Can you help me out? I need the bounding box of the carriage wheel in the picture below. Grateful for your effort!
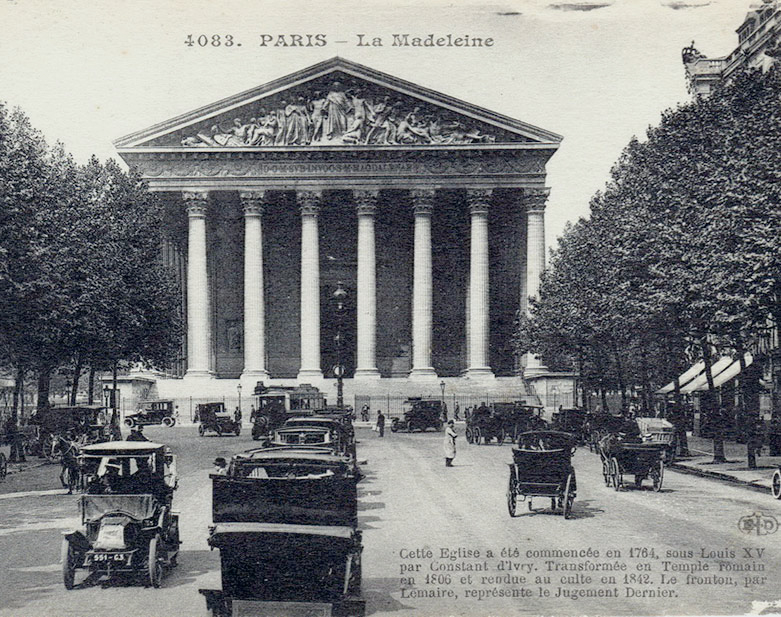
[474,427,482,445]
[0,453,7,481]
[148,534,163,588]
[563,474,574,519]
[162,416,175,428]
[390,418,400,433]
[506,473,517,517]
[198,424,205,436]
[61,538,76,590]
[465,427,473,444]
[772,469,781,500]
[124,417,135,428]
[651,461,664,492]
[611,457,621,491]
[497,428,506,446]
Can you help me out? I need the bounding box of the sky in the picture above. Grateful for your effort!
[0,0,753,250]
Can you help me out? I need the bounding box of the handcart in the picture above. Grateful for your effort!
[506,431,577,519]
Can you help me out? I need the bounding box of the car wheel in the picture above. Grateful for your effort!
[148,534,163,588]
[62,538,76,590]
[390,418,399,433]
[198,425,205,437]
[507,472,517,517]
[162,417,174,428]
[124,418,135,428]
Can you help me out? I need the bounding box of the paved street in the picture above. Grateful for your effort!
[1,425,780,616]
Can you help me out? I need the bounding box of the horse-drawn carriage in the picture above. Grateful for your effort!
[598,434,665,491]
[467,402,542,445]
[551,408,590,444]
[197,402,241,437]
[200,446,363,617]
[30,406,116,462]
[506,431,577,518]
[61,441,180,588]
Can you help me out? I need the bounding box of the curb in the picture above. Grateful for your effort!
[668,461,771,495]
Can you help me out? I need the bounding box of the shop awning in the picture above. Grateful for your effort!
[688,353,753,392]
[680,356,739,394]
[656,361,706,394]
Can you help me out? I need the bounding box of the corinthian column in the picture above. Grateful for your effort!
[525,188,550,376]
[297,191,323,381]
[354,190,381,379]
[466,189,495,379]
[409,190,437,380]
[183,190,212,378]
[240,191,270,381]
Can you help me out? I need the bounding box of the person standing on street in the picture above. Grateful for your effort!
[377,410,385,437]
[444,420,457,467]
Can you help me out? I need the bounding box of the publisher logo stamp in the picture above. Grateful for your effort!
[738,512,778,536]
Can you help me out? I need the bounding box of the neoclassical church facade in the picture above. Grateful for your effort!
[114,58,565,402]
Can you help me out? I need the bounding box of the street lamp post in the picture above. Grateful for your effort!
[440,380,446,420]
[333,282,348,409]
[237,382,242,414]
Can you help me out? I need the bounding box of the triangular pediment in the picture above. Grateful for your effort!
[115,58,561,149]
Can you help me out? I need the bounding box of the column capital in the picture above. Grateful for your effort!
[239,190,267,216]
[466,188,492,215]
[183,190,209,217]
[354,190,379,216]
[524,187,551,213]
[410,189,435,215]
[297,190,322,216]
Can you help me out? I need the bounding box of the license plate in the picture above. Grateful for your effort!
[91,553,127,563]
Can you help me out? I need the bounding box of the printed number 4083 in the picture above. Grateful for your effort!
[185,35,236,47]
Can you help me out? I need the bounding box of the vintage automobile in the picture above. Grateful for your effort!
[197,402,241,437]
[251,383,327,440]
[61,441,180,588]
[284,415,356,456]
[124,400,177,429]
[29,406,116,462]
[200,447,363,617]
[390,398,444,433]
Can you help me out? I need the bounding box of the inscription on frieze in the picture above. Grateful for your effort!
[133,153,546,178]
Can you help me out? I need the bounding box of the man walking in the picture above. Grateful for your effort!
[444,420,457,467]
[376,410,385,437]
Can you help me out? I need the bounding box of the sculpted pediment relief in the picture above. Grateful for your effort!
[117,59,562,150]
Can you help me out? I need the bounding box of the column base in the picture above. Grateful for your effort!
[353,368,381,380]
[523,365,550,378]
[297,369,324,382]
[183,370,213,380]
[465,367,496,380]
[408,367,439,381]
[241,369,271,383]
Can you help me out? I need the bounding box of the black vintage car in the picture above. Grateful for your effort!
[200,447,363,617]
[62,441,180,588]
[390,398,444,433]
[124,400,176,429]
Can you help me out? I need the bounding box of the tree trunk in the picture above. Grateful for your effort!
[69,353,83,405]
[736,348,756,469]
[9,366,25,463]
[110,361,121,440]
[600,388,609,414]
[87,365,96,405]
[613,347,627,413]
[36,367,51,413]
[701,336,725,463]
